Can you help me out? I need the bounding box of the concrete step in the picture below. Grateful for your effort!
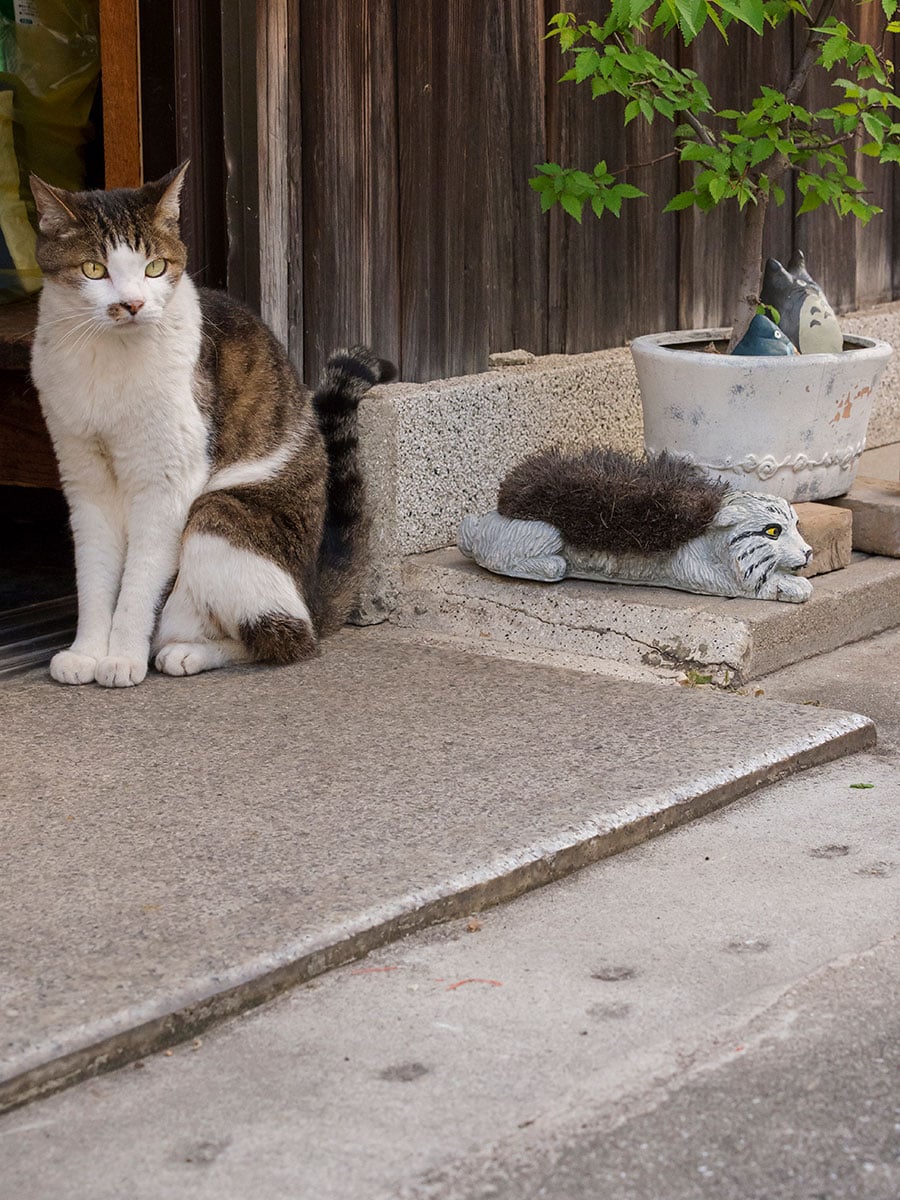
[0,626,873,1112]
[396,549,900,685]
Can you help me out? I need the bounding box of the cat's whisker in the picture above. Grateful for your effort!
[53,316,105,352]
[52,316,102,350]
[34,311,98,332]
[60,317,107,356]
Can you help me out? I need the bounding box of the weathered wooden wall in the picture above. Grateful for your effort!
[279,1,899,384]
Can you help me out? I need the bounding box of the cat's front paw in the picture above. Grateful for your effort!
[774,573,813,604]
[155,642,211,676]
[95,655,148,688]
[50,650,99,685]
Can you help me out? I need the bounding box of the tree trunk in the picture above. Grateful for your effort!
[727,195,770,352]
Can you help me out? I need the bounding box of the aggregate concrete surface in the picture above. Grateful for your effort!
[1,627,872,1109]
[400,547,900,683]
[1,624,897,1198]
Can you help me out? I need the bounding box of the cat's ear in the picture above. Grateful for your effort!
[710,499,742,528]
[148,161,189,227]
[29,175,80,237]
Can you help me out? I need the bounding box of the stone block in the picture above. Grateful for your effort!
[397,549,900,684]
[828,476,900,556]
[794,502,853,577]
[356,347,644,621]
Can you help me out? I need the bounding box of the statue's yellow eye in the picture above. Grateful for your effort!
[765,525,781,538]
[145,258,166,278]
[81,261,107,279]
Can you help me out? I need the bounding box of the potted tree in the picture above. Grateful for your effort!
[531,2,898,500]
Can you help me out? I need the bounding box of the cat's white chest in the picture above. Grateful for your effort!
[32,280,209,491]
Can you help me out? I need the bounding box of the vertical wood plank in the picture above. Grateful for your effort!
[257,0,293,346]
[851,1,893,308]
[545,3,679,351]
[299,0,400,386]
[793,6,858,314]
[678,21,794,332]
[99,0,142,186]
[172,1,227,287]
[397,0,548,381]
[220,0,261,312]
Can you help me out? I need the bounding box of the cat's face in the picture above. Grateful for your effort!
[714,492,812,589]
[30,165,189,329]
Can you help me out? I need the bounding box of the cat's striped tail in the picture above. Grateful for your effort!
[310,345,397,635]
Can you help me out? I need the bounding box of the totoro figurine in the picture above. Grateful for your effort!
[760,249,843,354]
[731,313,797,356]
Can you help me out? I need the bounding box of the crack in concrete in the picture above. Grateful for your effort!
[412,588,742,684]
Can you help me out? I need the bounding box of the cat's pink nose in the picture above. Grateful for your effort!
[122,300,144,315]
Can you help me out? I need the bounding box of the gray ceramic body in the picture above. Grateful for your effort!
[631,328,893,501]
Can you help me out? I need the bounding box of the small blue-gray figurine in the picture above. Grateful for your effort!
[731,313,797,357]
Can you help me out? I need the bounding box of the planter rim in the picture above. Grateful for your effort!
[631,327,893,364]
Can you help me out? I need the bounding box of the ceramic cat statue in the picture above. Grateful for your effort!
[760,249,842,354]
[458,448,813,603]
[29,164,395,687]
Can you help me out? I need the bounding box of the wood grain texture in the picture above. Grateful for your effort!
[678,22,794,332]
[852,2,893,308]
[99,0,142,187]
[546,4,679,351]
[299,0,400,385]
[257,0,294,347]
[793,4,859,315]
[397,0,547,381]
[253,1,899,382]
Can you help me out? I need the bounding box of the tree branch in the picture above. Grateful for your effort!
[682,109,716,147]
[613,149,681,174]
[785,0,838,104]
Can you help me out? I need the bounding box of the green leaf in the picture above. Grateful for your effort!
[716,0,765,35]
[749,138,774,167]
[615,182,647,198]
[664,190,698,211]
[670,0,707,41]
[560,192,585,221]
[708,175,728,201]
[605,191,623,217]
[573,49,601,83]
[796,189,824,215]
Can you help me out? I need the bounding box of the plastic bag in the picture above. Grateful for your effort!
[0,0,100,301]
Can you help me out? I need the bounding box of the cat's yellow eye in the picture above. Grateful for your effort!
[81,261,107,280]
[145,258,166,278]
[765,526,781,538]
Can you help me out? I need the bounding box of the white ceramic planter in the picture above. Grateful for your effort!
[631,327,893,501]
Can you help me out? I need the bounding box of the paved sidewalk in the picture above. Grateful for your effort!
[0,626,873,1110]
[1,668,896,1198]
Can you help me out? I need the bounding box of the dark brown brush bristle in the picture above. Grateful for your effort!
[496,447,729,555]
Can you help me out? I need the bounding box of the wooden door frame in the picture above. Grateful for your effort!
[99,0,142,187]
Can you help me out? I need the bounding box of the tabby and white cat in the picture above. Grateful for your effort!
[29,164,393,687]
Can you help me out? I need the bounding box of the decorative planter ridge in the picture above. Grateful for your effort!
[631,329,893,502]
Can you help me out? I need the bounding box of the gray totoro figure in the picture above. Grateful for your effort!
[760,249,842,354]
